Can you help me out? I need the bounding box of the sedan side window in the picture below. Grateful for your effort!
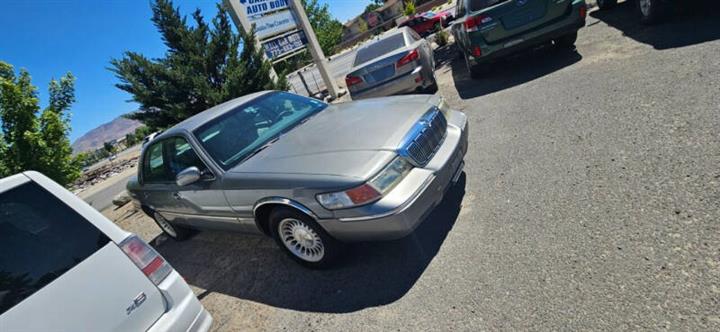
[166,137,208,179]
[143,141,171,183]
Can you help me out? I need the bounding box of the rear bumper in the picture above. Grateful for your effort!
[467,1,586,64]
[350,66,425,100]
[148,270,212,332]
[318,110,468,242]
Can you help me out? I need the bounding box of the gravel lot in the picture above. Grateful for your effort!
[106,3,720,330]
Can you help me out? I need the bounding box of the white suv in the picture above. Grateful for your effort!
[0,171,212,331]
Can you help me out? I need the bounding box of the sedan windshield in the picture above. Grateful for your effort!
[193,92,327,170]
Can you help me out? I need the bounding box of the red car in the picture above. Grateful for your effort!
[399,10,453,37]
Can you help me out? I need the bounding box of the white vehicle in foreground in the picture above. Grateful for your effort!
[0,171,212,332]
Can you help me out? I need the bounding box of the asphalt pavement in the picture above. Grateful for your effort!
[112,3,720,330]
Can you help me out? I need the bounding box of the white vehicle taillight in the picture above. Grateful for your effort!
[120,235,172,285]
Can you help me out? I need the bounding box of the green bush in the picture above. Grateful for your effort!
[435,29,449,47]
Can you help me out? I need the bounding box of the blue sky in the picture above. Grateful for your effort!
[0,0,371,142]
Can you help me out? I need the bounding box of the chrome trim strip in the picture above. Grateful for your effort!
[338,174,435,222]
[252,197,319,220]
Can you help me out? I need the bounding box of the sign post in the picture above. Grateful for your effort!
[287,0,341,100]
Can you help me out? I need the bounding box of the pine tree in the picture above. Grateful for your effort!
[110,0,286,130]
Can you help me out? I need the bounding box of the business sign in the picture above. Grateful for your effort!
[251,10,298,40]
[262,30,307,60]
[238,0,289,16]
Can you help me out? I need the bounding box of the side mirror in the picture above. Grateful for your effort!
[176,167,201,186]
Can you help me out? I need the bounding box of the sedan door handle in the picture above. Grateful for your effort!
[172,192,182,200]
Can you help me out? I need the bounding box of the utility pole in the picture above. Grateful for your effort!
[288,0,342,100]
[222,0,279,81]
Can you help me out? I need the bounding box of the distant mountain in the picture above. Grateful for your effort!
[72,117,143,153]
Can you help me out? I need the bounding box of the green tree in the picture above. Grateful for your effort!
[0,61,82,186]
[103,141,116,156]
[404,0,416,16]
[364,0,384,14]
[110,0,286,130]
[302,0,343,56]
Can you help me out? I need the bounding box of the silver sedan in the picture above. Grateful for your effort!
[127,91,467,267]
[346,27,438,100]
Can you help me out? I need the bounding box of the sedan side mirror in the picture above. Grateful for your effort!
[176,167,201,186]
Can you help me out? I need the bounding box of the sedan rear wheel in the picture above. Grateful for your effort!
[152,211,193,241]
[270,207,341,268]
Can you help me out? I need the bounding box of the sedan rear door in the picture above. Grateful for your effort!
[0,177,167,332]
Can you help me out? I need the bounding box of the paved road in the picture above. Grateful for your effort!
[125,3,720,331]
[83,170,134,211]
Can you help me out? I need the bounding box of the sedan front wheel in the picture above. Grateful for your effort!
[270,207,342,268]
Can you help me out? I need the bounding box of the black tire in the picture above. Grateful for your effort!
[464,52,488,79]
[596,0,617,10]
[636,0,668,25]
[555,31,578,49]
[269,207,342,268]
[152,211,194,241]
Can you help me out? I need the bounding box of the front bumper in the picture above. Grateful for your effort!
[318,110,468,242]
[350,66,426,100]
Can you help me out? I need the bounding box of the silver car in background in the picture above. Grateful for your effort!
[0,172,211,332]
[127,91,467,268]
[346,27,438,100]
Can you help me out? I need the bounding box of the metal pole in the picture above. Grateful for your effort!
[297,71,312,96]
[223,0,279,82]
[288,0,342,100]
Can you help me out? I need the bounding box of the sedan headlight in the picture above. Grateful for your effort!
[317,157,413,210]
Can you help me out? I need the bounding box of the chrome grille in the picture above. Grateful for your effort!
[401,108,447,167]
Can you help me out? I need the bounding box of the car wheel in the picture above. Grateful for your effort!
[270,207,342,268]
[152,211,193,241]
[555,31,578,49]
[637,0,668,25]
[464,52,487,79]
[596,0,617,10]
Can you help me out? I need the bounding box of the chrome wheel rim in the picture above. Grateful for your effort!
[278,218,324,262]
[639,0,652,17]
[154,213,177,238]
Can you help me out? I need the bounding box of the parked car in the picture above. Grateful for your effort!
[451,0,588,78]
[0,171,212,331]
[596,0,672,24]
[127,91,468,268]
[346,27,437,100]
[399,10,452,36]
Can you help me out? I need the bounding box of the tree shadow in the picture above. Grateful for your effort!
[448,44,582,100]
[590,0,720,50]
[153,174,467,313]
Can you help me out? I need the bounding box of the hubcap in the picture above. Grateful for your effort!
[639,0,652,16]
[278,218,325,262]
[154,213,177,238]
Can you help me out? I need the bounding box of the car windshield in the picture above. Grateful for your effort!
[470,0,509,11]
[193,92,327,170]
[422,11,435,18]
[354,33,407,66]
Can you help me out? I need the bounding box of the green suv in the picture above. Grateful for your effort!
[451,0,587,78]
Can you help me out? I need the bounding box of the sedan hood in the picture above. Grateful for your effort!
[228,95,436,180]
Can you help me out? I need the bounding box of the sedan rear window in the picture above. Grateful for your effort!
[0,182,110,314]
[354,33,407,66]
[470,0,509,11]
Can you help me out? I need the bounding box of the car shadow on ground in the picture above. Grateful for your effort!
[154,174,466,313]
[590,0,720,50]
[444,43,582,100]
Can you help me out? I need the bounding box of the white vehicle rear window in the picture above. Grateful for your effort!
[0,182,110,314]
